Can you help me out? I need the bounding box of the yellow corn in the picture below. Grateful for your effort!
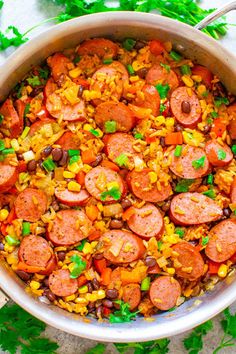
[97,202,103,212]
[94,221,106,232]
[107,181,119,190]
[192,75,202,83]
[68,162,81,174]
[26,85,33,94]
[85,293,98,302]
[65,294,77,301]
[197,84,207,96]
[10,139,20,151]
[91,241,98,249]
[148,171,157,184]
[218,264,228,278]
[82,164,93,173]
[182,75,194,88]
[68,181,81,192]
[79,285,88,294]
[30,281,40,290]
[63,171,76,179]
[4,243,14,253]
[69,67,82,79]
[82,242,93,255]
[166,267,175,275]
[83,123,93,131]
[75,297,88,304]
[6,253,18,265]
[97,289,106,299]
[35,274,45,280]
[0,209,9,221]
[165,117,175,127]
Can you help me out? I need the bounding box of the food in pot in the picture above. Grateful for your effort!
[0,37,236,322]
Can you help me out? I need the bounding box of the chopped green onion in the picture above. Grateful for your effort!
[77,239,87,251]
[207,118,213,125]
[20,126,30,140]
[69,155,80,165]
[157,241,163,251]
[103,58,113,64]
[127,64,135,75]
[217,149,226,160]
[89,129,100,137]
[134,133,143,140]
[207,174,214,185]
[74,55,81,64]
[232,145,236,155]
[211,111,218,118]
[141,277,151,291]
[104,120,117,133]
[155,83,170,99]
[2,148,15,155]
[70,254,86,279]
[42,158,56,172]
[22,222,30,236]
[192,156,205,169]
[122,38,136,51]
[214,97,229,107]
[26,76,41,87]
[115,153,128,167]
[169,50,182,61]
[160,63,170,73]
[24,103,30,118]
[202,188,216,199]
[0,113,4,124]
[5,235,20,246]
[174,145,182,157]
[100,186,121,201]
[175,227,185,238]
[180,65,192,75]
[0,140,5,151]
[160,103,166,114]
[68,149,80,157]
[201,236,209,246]
[175,179,195,193]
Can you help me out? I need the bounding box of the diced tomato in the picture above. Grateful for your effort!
[101,267,112,286]
[88,230,101,242]
[75,171,86,186]
[165,132,183,145]
[94,258,107,274]
[18,161,27,173]
[103,307,112,317]
[208,260,221,274]
[77,274,88,287]
[192,65,213,88]
[149,40,165,56]
[211,118,226,137]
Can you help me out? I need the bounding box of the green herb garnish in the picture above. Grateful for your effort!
[122,38,136,51]
[89,129,100,137]
[5,235,20,246]
[0,140,5,151]
[0,113,4,124]
[175,179,195,193]
[68,149,80,157]
[103,58,113,64]
[134,133,143,139]
[192,156,205,169]
[115,153,128,167]
[160,103,166,114]
[157,240,163,251]
[175,227,185,238]
[214,97,230,107]
[169,50,182,61]
[39,67,50,79]
[217,149,226,160]
[201,236,209,246]
[73,55,81,64]
[70,254,86,279]
[202,188,216,199]
[109,300,139,323]
[2,148,14,155]
[69,155,80,165]
[232,145,236,155]
[180,64,192,76]
[24,103,30,118]
[160,62,170,73]
[155,83,170,99]
[77,239,87,251]
[183,320,213,354]
[127,64,135,75]
[22,222,31,236]
[207,174,214,185]
[42,158,56,172]
[174,145,182,157]
[211,111,218,118]
[26,76,41,87]
[114,338,170,353]
[85,343,106,354]
[104,120,117,133]
[100,186,121,201]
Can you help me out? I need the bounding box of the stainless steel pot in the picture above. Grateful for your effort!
[1,3,236,342]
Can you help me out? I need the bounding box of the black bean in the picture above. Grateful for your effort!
[57,251,66,262]
[175,124,183,132]
[106,288,118,300]
[203,125,211,134]
[93,253,103,260]
[110,219,124,229]
[121,198,132,210]
[27,159,37,172]
[52,148,63,162]
[161,200,171,212]
[42,146,52,157]
[78,86,84,97]
[58,150,68,166]
[223,208,231,218]
[87,302,95,312]
[160,137,165,148]
[134,40,146,50]
[0,242,4,251]
[144,256,157,267]
[43,289,56,302]
[15,270,31,282]
[87,282,93,293]
[43,278,49,287]
[91,278,100,290]
[181,101,191,114]
[102,299,113,308]
[17,153,24,161]
[136,67,148,79]
[51,200,59,211]
[90,154,103,167]
[30,86,43,97]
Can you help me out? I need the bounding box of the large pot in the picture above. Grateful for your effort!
[1,8,236,343]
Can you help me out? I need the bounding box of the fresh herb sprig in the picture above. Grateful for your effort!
[183,320,213,354]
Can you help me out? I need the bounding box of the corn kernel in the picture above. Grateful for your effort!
[6,253,18,265]
[0,209,9,221]
[65,294,76,301]
[183,288,193,297]
[182,75,194,87]
[26,85,33,94]
[197,84,207,96]
[75,297,88,304]
[94,221,106,232]
[107,181,119,190]
[192,75,202,83]
[97,289,106,299]
[68,263,74,272]
[83,123,93,131]
[30,281,40,290]
[11,139,20,151]
[68,181,81,192]
[69,67,82,79]
[91,241,98,249]
[148,171,157,184]
[83,242,93,255]
[165,117,175,127]
[35,274,45,280]
[82,164,92,173]
[218,264,228,278]
[97,202,103,212]
[63,171,76,179]
[166,267,175,275]
[4,243,14,253]
[95,128,103,137]
[79,285,88,294]
[85,293,98,302]
[68,162,81,174]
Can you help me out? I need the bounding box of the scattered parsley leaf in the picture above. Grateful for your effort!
[89,129,100,137]
[39,68,50,79]
[0,1,3,10]
[134,133,143,139]
[183,320,213,354]
[20,338,59,354]
[26,76,41,87]
[85,343,106,354]
[217,149,226,160]
[213,308,236,354]
[157,240,163,251]
[0,26,27,50]
[77,238,87,251]
[214,97,229,107]
[104,120,117,133]
[192,156,205,169]
[160,62,170,73]
[115,153,129,167]
[201,236,209,246]
[232,145,236,155]
[155,83,170,99]
[174,145,182,157]
[211,111,218,118]
[114,338,170,354]
[175,179,195,193]
[109,300,139,323]
[202,188,216,199]
[207,174,214,185]
[100,186,121,201]
[70,254,86,279]
[175,227,185,238]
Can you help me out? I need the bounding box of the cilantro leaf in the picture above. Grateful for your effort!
[26,76,41,87]
[100,186,121,201]
[115,153,129,167]
[192,156,205,169]
[217,149,226,160]
[70,254,86,278]
[202,188,216,199]
[214,97,229,107]
[0,26,27,50]
[114,338,170,354]
[201,236,209,246]
[155,83,170,99]
[85,343,106,354]
[183,320,213,354]
[39,68,50,79]
[109,300,139,323]
[213,308,236,353]
[175,179,195,193]
[0,1,3,9]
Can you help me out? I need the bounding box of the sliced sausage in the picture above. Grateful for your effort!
[0,161,18,193]
[149,276,181,311]
[56,131,81,150]
[191,65,213,88]
[55,188,90,206]
[85,166,125,202]
[170,87,201,128]
[205,219,236,262]
[15,188,48,222]
[228,103,236,139]
[49,269,78,297]
[231,176,236,203]
[46,92,86,121]
[172,242,204,280]
[170,145,209,179]
[170,192,222,225]
[101,229,145,264]
[47,209,93,246]
[18,235,53,268]
[126,203,164,239]
[44,77,57,98]
[47,52,70,82]
[104,133,141,170]
[77,38,119,59]
[205,139,233,167]
[127,169,172,203]
[0,98,23,138]
[133,84,160,116]
[29,118,55,136]
[122,284,141,310]
[94,101,135,132]
[146,64,179,94]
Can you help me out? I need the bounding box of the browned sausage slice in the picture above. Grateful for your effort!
[205,219,236,262]
[170,145,209,179]
[94,101,135,132]
[172,242,204,280]
[133,84,160,116]
[228,103,236,139]
[56,131,81,150]
[104,133,142,170]
[170,192,222,225]
[146,64,179,94]
[46,93,86,121]
[0,98,23,138]
[205,139,233,167]
[127,169,172,203]
[47,209,93,246]
[47,52,70,82]
[170,87,201,128]
[231,176,236,203]
[29,118,55,136]
[101,230,145,264]
[49,269,78,297]
[122,284,141,310]
[149,276,181,311]
[18,235,53,268]
[127,203,164,239]
[77,38,119,59]
[15,188,48,222]
[55,188,90,206]
[85,166,125,202]
[0,160,18,193]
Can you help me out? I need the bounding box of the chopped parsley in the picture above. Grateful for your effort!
[160,62,170,72]
[214,97,230,107]
[180,64,191,76]
[77,239,87,251]
[207,174,214,185]
[183,320,213,354]
[104,120,117,133]
[0,140,5,151]
[122,38,136,51]
[202,188,216,199]
[175,227,185,238]
[115,153,129,167]
[89,129,100,137]
[169,50,182,61]
[73,55,81,64]
[201,236,209,246]
[211,111,218,118]
[174,145,182,157]
[134,133,143,139]
[100,186,121,201]
[217,149,226,160]
[232,145,236,155]
[69,155,80,165]
[192,156,205,169]
[70,254,86,279]
[26,75,41,87]
[175,179,195,193]
[109,300,139,323]
[157,241,163,251]
[155,83,170,99]
[39,67,50,79]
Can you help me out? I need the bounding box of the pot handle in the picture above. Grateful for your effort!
[195,1,236,30]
